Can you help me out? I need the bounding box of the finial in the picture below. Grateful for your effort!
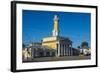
[54,15,59,21]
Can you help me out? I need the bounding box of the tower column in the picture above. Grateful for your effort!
[52,15,59,37]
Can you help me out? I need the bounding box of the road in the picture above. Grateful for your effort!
[23,56,91,63]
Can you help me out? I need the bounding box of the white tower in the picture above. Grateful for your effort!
[52,15,59,36]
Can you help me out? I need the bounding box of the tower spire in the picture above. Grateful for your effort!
[52,15,59,37]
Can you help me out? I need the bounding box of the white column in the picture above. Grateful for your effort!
[56,44,58,57]
[65,46,67,56]
[62,44,64,56]
[57,43,60,57]
[31,48,34,59]
[68,45,70,56]
[63,45,65,56]
[69,45,72,56]
[69,45,71,56]
[60,44,62,56]
[71,45,73,56]
[65,45,66,56]
[70,47,71,56]
[63,45,64,56]
[66,46,68,56]
[64,45,66,56]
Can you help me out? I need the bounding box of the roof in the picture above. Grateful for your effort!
[42,36,72,43]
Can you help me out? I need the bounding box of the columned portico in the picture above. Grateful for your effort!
[56,41,73,57]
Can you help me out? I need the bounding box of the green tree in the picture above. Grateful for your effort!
[77,46,80,49]
[22,43,25,48]
[81,41,88,49]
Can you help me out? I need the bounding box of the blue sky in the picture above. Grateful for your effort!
[22,10,91,48]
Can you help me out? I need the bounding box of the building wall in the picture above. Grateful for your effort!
[42,37,57,42]
[42,41,57,49]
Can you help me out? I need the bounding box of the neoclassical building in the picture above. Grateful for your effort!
[23,15,74,60]
[42,15,73,57]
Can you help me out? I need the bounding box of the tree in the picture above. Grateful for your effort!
[81,41,88,49]
[23,43,25,48]
[77,46,80,49]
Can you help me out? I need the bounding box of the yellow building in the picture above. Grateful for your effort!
[42,36,58,49]
[22,15,77,61]
[42,15,73,57]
